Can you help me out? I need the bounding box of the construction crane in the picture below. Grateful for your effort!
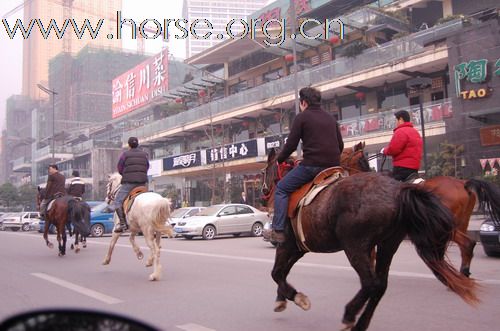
[2,0,166,54]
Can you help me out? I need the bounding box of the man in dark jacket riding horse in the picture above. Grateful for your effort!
[110,136,150,233]
[271,87,344,243]
[40,164,66,218]
[67,170,85,199]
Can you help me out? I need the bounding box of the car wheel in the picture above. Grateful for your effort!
[22,223,31,231]
[483,247,500,257]
[202,225,216,240]
[90,224,105,237]
[251,222,263,237]
[183,235,193,240]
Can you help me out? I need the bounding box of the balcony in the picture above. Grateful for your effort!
[72,139,123,155]
[124,19,466,144]
[61,169,92,178]
[34,145,73,163]
[338,99,452,139]
[12,156,32,172]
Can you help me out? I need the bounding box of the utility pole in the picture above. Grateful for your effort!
[289,0,301,157]
[37,84,58,160]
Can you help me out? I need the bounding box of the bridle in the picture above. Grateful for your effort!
[106,178,121,203]
[261,158,293,202]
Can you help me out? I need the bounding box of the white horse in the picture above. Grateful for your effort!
[102,172,174,281]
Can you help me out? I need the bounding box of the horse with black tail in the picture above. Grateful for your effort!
[261,148,479,331]
[67,199,91,253]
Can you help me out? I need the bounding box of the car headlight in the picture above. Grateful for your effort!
[480,223,495,232]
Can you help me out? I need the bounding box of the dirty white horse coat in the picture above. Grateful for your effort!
[102,173,174,281]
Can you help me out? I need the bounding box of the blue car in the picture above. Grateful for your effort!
[38,201,113,237]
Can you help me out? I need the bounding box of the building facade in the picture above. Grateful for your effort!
[22,0,123,100]
[182,0,269,58]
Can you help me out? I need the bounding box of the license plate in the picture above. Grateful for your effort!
[175,228,183,233]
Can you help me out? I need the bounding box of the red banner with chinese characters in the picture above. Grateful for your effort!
[112,49,169,119]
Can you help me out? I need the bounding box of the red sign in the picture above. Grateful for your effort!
[480,125,500,146]
[112,49,169,119]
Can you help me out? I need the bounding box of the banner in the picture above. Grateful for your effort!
[163,151,202,171]
[206,139,258,164]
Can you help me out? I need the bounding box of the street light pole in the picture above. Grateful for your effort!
[406,77,432,175]
[37,84,58,160]
[289,0,301,158]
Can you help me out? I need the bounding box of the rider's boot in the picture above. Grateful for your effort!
[114,207,128,233]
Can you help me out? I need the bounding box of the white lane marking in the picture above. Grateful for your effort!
[31,272,123,304]
[176,323,216,331]
[8,232,500,285]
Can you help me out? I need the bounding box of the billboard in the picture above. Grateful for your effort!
[112,49,169,118]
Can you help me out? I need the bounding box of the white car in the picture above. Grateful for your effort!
[1,212,41,232]
[173,204,269,240]
[169,207,205,227]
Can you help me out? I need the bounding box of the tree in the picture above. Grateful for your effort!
[18,184,38,210]
[427,142,464,178]
[0,183,19,208]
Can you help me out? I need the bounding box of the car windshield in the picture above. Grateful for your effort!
[196,205,223,216]
[91,202,109,212]
[170,208,190,218]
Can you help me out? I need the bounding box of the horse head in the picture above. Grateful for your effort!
[260,148,294,207]
[106,173,122,204]
[340,142,371,174]
[36,187,46,211]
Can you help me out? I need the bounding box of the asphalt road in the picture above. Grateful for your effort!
[0,231,499,331]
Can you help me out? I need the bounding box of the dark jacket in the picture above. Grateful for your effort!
[383,122,422,170]
[67,177,85,198]
[278,105,344,167]
[45,172,66,199]
[118,148,149,184]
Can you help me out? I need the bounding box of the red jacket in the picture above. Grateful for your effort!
[383,122,422,170]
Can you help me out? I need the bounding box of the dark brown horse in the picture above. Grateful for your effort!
[36,188,90,256]
[261,148,478,331]
[341,142,500,276]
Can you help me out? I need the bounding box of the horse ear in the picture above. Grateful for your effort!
[268,148,276,162]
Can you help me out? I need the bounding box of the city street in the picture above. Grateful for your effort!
[0,231,499,331]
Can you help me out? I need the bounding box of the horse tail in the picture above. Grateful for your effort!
[464,178,500,226]
[151,197,175,238]
[397,185,480,305]
[68,199,91,237]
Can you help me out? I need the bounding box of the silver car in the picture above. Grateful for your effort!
[169,207,205,227]
[173,204,269,240]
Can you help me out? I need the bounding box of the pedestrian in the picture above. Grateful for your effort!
[271,87,344,243]
[110,137,149,233]
[381,110,423,181]
[239,191,247,204]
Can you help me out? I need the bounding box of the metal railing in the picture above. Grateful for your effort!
[12,156,31,168]
[123,19,465,143]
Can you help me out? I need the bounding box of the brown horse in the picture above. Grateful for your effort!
[261,148,478,331]
[36,189,90,256]
[341,142,500,276]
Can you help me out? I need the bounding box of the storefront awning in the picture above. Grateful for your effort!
[468,107,500,124]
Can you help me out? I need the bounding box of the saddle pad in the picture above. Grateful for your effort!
[47,200,55,212]
[412,178,425,184]
[123,186,148,213]
[291,172,345,252]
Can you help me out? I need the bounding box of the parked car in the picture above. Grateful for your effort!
[173,204,269,240]
[39,201,113,236]
[1,212,41,232]
[262,221,277,247]
[169,207,205,227]
[89,202,115,237]
[479,218,500,257]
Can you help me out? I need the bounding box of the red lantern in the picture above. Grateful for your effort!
[198,89,206,97]
[284,54,294,62]
[329,35,340,44]
[175,97,183,103]
[355,92,365,100]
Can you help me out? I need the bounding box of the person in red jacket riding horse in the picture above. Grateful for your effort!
[381,110,423,181]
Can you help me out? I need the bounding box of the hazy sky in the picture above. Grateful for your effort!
[0,0,187,131]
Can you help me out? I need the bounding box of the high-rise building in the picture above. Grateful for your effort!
[22,0,123,100]
[182,0,268,58]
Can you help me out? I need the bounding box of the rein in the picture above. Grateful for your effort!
[106,180,121,203]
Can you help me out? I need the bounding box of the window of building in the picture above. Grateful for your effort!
[263,68,284,82]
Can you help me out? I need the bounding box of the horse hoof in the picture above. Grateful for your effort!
[83,244,87,248]
[75,248,80,253]
[274,300,287,312]
[149,274,159,281]
[102,260,110,265]
[145,262,153,267]
[340,322,355,331]
[47,243,54,249]
[137,252,144,260]
[58,252,65,257]
[294,292,311,311]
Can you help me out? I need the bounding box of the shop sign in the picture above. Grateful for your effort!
[454,58,500,98]
[480,125,500,147]
[163,151,201,170]
[265,134,288,153]
[206,139,258,164]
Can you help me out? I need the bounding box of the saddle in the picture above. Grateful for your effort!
[288,167,347,252]
[123,186,148,214]
[403,172,425,185]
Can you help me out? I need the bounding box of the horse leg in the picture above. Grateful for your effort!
[58,227,67,257]
[349,239,402,331]
[143,231,161,281]
[102,231,121,265]
[271,242,306,312]
[82,236,87,248]
[74,231,80,253]
[453,230,475,277]
[43,221,53,249]
[129,231,144,260]
[145,231,162,267]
